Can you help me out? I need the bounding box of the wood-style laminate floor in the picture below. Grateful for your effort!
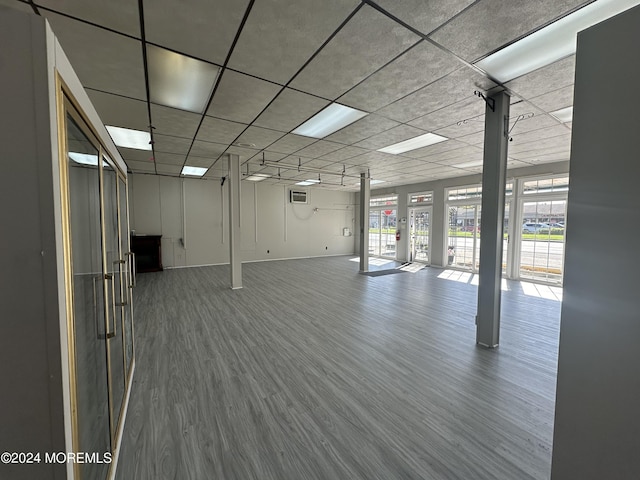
[115,256,561,480]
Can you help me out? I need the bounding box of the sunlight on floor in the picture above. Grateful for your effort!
[437,270,509,291]
[349,257,395,266]
[520,281,563,301]
[397,263,426,273]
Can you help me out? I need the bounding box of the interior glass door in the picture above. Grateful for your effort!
[118,176,134,377]
[65,111,111,480]
[102,155,126,440]
[410,208,430,263]
[369,211,381,256]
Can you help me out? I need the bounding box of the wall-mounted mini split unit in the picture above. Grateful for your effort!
[289,189,308,204]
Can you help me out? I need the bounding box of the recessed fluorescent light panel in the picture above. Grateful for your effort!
[292,103,368,138]
[295,181,316,186]
[475,0,640,82]
[147,45,220,113]
[181,166,207,177]
[106,126,151,150]
[354,179,385,186]
[245,174,270,181]
[550,106,573,123]
[378,133,448,154]
[68,152,99,166]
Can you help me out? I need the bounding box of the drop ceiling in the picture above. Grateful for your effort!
[3,0,597,191]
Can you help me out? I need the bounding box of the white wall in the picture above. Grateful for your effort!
[551,5,640,479]
[128,174,356,267]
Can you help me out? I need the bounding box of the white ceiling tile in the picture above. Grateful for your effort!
[325,114,400,145]
[227,0,360,84]
[338,41,461,112]
[197,116,247,144]
[318,146,370,163]
[289,5,420,100]
[153,134,192,155]
[253,88,329,133]
[126,160,156,173]
[267,134,317,155]
[429,0,591,62]
[408,96,485,132]
[189,140,227,159]
[118,147,154,163]
[377,67,496,123]
[294,140,343,158]
[374,0,474,35]
[144,0,249,64]
[354,124,427,150]
[207,70,281,124]
[505,55,576,99]
[43,12,146,100]
[86,89,149,132]
[154,151,186,165]
[38,0,140,36]
[0,1,34,14]
[184,155,214,168]
[150,104,201,138]
[156,163,183,175]
[234,126,284,149]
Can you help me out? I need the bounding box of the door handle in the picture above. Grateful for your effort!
[105,273,116,338]
[127,251,136,287]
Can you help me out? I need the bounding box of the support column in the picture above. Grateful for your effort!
[476,90,510,348]
[359,173,370,272]
[228,153,242,289]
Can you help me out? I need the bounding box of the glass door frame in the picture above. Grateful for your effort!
[57,76,134,479]
[408,206,432,264]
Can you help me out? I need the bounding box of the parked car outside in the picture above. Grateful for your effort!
[522,222,549,233]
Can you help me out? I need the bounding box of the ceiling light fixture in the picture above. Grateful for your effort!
[106,126,152,150]
[181,166,208,177]
[475,0,640,82]
[292,103,368,138]
[378,133,448,154]
[245,173,270,181]
[550,106,573,123]
[295,181,316,186]
[147,45,220,113]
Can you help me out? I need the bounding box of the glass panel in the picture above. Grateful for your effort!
[503,202,510,274]
[523,176,569,195]
[520,200,567,283]
[410,208,430,263]
[380,209,397,258]
[102,157,125,435]
[447,205,480,270]
[409,192,433,204]
[368,211,380,256]
[370,195,397,207]
[66,114,110,480]
[118,176,134,377]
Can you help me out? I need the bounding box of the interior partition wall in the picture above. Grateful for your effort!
[0,10,135,480]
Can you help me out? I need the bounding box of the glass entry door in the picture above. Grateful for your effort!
[409,207,430,263]
[368,208,397,259]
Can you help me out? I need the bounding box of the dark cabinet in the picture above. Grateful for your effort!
[130,235,163,273]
